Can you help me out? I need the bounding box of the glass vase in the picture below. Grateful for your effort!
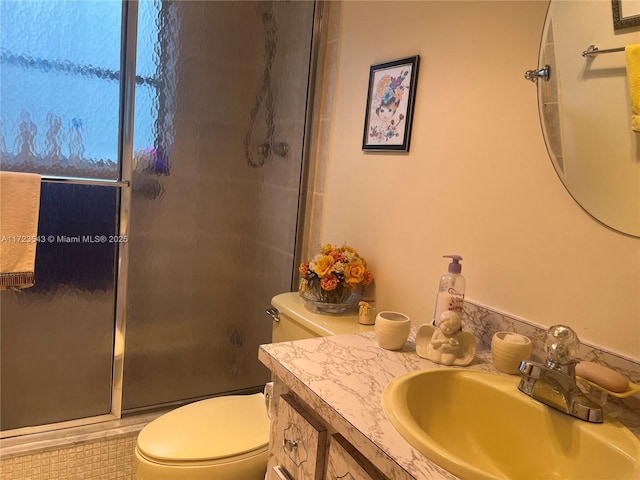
[300,280,362,315]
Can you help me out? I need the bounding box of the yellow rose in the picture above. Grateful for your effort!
[313,255,335,277]
[344,260,366,286]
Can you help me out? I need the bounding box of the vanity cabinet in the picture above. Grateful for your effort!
[267,386,385,480]
[325,434,387,480]
[267,392,326,480]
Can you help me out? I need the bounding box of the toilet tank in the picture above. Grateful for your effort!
[269,292,373,343]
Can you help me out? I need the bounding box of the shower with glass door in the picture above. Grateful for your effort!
[0,0,318,435]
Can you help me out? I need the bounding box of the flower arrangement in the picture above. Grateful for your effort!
[299,244,374,304]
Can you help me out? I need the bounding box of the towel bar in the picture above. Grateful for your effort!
[582,45,625,58]
[41,176,130,188]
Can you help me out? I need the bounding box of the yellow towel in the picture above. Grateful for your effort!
[626,44,640,133]
[0,172,41,289]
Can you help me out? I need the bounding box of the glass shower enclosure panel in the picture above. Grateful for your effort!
[0,1,123,431]
[0,1,122,180]
[123,1,316,410]
[0,184,119,430]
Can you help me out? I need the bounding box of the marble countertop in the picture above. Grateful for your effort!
[259,328,640,480]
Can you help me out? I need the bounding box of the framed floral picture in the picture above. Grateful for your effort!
[362,55,420,152]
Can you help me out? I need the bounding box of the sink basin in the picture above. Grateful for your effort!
[383,369,640,480]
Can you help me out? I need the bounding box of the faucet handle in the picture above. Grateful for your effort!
[545,325,580,366]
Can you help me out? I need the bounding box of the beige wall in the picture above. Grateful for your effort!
[320,1,639,360]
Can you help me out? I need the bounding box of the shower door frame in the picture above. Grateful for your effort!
[110,0,137,424]
[0,0,137,439]
[1,0,325,439]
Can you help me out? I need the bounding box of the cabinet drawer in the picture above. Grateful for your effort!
[267,393,327,480]
[325,434,387,480]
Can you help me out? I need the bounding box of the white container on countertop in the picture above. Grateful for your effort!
[375,311,411,350]
[433,255,466,327]
[491,332,533,374]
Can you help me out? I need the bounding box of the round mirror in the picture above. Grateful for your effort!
[537,0,640,237]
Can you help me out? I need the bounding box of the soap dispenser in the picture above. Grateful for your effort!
[432,255,466,327]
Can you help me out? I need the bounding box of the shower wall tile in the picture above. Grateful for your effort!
[325,1,342,44]
[175,57,260,127]
[273,50,313,130]
[258,184,300,255]
[305,191,325,254]
[273,1,314,57]
[0,434,137,480]
[249,243,296,301]
[232,6,267,63]
[538,17,564,174]
[179,1,260,65]
[301,1,342,262]
[312,118,332,196]
[319,39,340,122]
[193,122,255,181]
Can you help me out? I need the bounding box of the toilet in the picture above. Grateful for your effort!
[134,292,373,480]
[135,393,270,480]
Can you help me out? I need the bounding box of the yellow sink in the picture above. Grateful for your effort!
[382,369,640,480]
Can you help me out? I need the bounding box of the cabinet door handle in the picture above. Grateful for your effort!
[283,438,298,451]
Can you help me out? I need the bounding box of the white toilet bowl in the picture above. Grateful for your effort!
[135,393,270,480]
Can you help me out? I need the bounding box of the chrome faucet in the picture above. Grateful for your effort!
[517,325,603,423]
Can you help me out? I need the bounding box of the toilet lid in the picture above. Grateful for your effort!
[137,393,270,463]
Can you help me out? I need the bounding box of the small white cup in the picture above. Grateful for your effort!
[375,311,411,350]
[491,332,533,374]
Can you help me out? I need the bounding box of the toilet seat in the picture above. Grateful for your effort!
[137,393,270,465]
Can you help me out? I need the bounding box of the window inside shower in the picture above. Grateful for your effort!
[0,0,316,435]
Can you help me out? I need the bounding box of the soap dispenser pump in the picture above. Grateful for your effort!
[432,255,466,327]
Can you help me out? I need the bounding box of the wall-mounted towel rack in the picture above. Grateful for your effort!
[582,44,625,58]
[41,175,130,188]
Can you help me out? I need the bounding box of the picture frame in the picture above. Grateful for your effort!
[362,55,420,152]
[612,0,640,30]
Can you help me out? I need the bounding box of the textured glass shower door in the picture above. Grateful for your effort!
[0,1,126,431]
[122,1,316,410]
